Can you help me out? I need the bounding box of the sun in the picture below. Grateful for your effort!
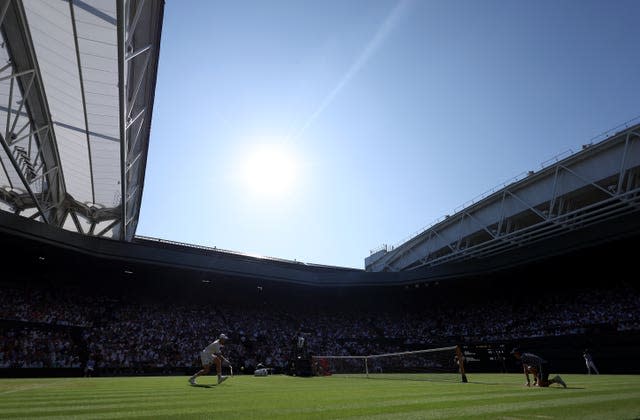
[242,145,299,196]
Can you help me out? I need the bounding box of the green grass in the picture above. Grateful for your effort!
[1,374,639,419]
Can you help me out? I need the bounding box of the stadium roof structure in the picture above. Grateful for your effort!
[366,123,640,273]
[0,0,163,241]
[0,1,638,288]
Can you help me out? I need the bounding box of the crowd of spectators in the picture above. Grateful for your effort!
[0,288,110,327]
[0,326,82,368]
[1,282,639,373]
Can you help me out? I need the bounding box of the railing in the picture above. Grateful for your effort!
[133,235,356,270]
[369,244,388,255]
[585,115,640,145]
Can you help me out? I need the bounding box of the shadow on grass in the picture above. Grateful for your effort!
[189,383,216,388]
[467,381,584,389]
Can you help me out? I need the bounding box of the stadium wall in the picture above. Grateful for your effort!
[1,208,639,288]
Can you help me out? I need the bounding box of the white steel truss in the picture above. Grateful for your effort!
[0,0,64,226]
[367,125,640,272]
[0,0,162,240]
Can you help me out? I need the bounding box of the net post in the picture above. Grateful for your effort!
[456,345,468,383]
[365,356,369,378]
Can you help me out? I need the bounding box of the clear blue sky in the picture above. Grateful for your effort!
[137,0,640,268]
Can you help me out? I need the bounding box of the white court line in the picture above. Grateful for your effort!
[0,379,75,396]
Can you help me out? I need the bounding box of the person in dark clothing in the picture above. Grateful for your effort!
[511,348,567,388]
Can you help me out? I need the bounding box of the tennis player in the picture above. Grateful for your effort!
[189,333,232,385]
[512,348,566,388]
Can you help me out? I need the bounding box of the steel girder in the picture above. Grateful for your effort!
[0,0,65,226]
[118,0,163,241]
[0,0,163,241]
[368,125,640,272]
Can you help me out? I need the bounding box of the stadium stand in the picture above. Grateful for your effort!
[2,246,639,377]
[0,0,639,384]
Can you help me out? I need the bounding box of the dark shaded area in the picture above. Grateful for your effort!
[0,219,639,378]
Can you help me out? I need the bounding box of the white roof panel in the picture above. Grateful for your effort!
[52,125,92,200]
[24,0,122,209]
[1,0,163,239]
[25,0,91,203]
[89,137,120,206]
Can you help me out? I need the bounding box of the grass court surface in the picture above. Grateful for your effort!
[1,374,639,419]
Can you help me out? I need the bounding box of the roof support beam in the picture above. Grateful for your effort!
[127,50,150,119]
[117,0,164,241]
[126,43,151,62]
[616,132,635,193]
[96,218,119,237]
[126,0,145,45]
[117,0,128,240]
[9,123,49,147]
[0,131,48,222]
[0,1,10,26]
[1,0,67,226]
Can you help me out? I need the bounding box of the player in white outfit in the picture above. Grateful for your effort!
[189,333,232,385]
[583,349,599,375]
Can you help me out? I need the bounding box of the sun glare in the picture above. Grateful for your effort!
[242,145,299,196]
